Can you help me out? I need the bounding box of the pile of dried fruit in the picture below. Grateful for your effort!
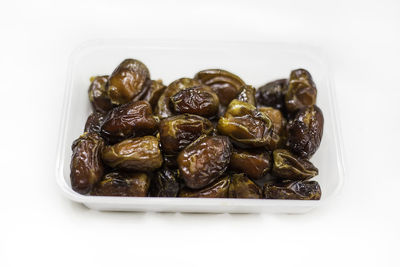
[70,59,324,200]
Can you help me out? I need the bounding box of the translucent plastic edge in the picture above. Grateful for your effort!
[325,54,346,199]
[55,39,345,210]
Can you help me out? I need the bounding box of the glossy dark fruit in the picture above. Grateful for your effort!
[73,63,325,200]
[229,149,271,180]
[264,180,321,200]
[84,112,104,134]
[159,114,214,155]
[106,59,150,105]
[194,69,246,106]
[228,173,262,199]
[272,149,318,180]
[100,100,159,144]
[288,105,324,159]
[237,85,256,106]
[285,69,317,113]
[256,79,287,112]
[88,75,113,114]
[177,135,232,189]
[163,154,178,168]
[150,168,180,197]
[70,132,104,194]
[170,85,219,118]
[179,176,230,198]
[91,172,150,197]
[155,78,201,119]
[216,105,227,118]
[141,79,166,108]
[259,107,287,149]
[217,99,274,148]
[102,136,163,172]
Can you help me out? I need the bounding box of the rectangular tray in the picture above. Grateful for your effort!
[56,39,344,213]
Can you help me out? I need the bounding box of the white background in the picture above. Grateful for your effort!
[1,0,399,266]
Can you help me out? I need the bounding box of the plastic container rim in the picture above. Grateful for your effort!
[55,38,345,210]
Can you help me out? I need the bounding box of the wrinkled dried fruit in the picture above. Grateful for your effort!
[70,132,104,194]
[264,180,321,200]
[84,112,104,134]
[88,75,113,114]
[288,105,324,159]
[259,107,287,149]
[217,99,274,148]
[91,172,150,197]
[156,78,201,118]
[285,69,317,113]
[228,173,262,199]
[107,59,150,105]
[237,85,256,106]
[76,62,325,200]
[102,136,163,171]
[159,114,214,155]
[230,149,271,180]
[256,79,287,112]
[272,149,318,180]
[101,100,159,143]
[141,79,166,108]
[170,85,219,118]
[179,176,230,198]
[150,168,180,197]
[195,69,246,106]
[177,135,232,189]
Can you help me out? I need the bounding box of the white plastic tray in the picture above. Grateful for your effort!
[56,39,344,213]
